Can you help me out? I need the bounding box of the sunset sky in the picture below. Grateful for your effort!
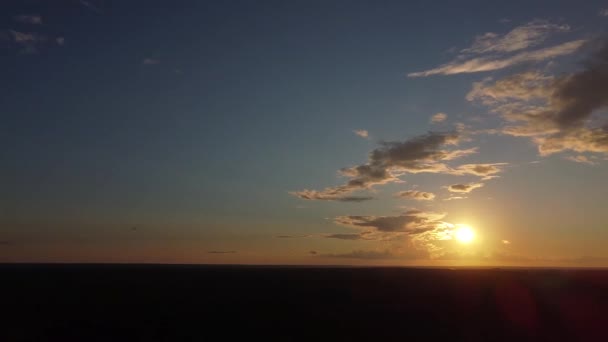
[2,0,608,266]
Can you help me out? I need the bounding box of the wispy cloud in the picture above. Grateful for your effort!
[14,15,42,25]
[600,9,608,17]
[430,112,447,123]
[395,190,436,201]
[208,250,237,254]
[409,39,585,77]
[353,129,369,138]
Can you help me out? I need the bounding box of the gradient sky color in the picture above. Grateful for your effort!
[2,0,608,266]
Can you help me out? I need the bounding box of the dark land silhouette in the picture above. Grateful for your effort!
[2,264,608,341]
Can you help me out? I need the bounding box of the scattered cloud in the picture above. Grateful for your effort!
[446,183,484,193]
[14,15,42,25]
[409,39,585,77]
[502,240,511,245]
[600,9,608,17]
[353,129,369,138]
[430,112,448,123]
[395,190,436,201]
[143,58,161,65]
[292,131,476,201]
[208,250,236,254]
[56,37,65,46]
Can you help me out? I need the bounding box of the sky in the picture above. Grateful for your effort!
[2,0,608,266]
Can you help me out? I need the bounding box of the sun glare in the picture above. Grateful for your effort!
[454,225,475,244]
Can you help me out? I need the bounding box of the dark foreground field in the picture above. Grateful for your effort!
[2,265,608,341]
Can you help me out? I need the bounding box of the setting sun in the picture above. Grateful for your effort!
[454,225,475,244]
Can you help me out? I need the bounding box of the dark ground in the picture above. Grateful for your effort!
[2,264,608,341]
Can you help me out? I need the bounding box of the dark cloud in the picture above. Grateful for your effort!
[446,183,484,193]
[292,131,476,201]
[395,190,436,201]
[208,251,236,254]
[309,250,318,255]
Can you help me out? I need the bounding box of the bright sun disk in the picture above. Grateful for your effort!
[454,225,475,244]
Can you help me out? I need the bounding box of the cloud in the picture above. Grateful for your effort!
[208,250,236,254]
[467,41,608,157]
[275,235,311,238]
[79,0,103,13]
[14,15,42,25]
[4,29,65,54]
[430,112,448,123]
[462,20,570,54]
[409,40,585,77]
[320,249,399,260]
[335,210,446,233]
[309,250,318,255]
[289,189,374,202]
[565,155,597,165]
[446,183,484,193]
[353,129,369,138]
[323,233,367,240]
[443,196,467,201]
[600,9,608,17]
[143,58,161,65]
[292,131,476,201]
[7,30,47,54]
[395,190,436,201]
[451,163,506,179]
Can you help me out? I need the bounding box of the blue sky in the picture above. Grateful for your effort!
[2,1,608,265]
